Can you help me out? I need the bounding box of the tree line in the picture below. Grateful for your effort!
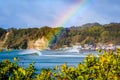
[0,23,120,49]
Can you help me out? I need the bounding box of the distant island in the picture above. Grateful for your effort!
[0,23,120,50]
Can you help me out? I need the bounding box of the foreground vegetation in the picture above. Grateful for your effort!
[0,49,120,80]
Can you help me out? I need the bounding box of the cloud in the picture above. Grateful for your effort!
[0,0,120,28]
[63,0,82,4]
[0,0,64,28]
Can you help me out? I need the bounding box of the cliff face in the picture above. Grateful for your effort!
[1,27,61,50]
[0,32,10,49]
[0,41,3,48]
[1,35,49,50]
[27,37,49,50]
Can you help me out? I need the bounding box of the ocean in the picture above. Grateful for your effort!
[0,49,98,73]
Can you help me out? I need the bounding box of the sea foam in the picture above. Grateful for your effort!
[18,49,42,56]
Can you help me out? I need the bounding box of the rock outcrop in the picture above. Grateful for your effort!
[0,32,10,49]
[27,37,49,50]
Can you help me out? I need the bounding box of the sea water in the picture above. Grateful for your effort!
[0,49,98,73]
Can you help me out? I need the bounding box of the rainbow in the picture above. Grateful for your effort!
[55,0,91,27]
[49,0,92,47]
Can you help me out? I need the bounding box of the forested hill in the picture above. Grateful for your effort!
[0,23,120,50]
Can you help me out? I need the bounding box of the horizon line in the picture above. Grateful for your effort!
[0,22,120,29]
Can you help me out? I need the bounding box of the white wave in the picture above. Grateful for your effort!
[18,49,42,56]
[64,48,80,53]
[40,54,99,57]
[40,55,86,57]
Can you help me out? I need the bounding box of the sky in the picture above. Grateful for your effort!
[0,0,120,28]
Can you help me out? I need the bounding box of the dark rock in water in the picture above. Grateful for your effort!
[28,52,39,55]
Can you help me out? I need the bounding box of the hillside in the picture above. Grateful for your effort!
[0,23,120,50]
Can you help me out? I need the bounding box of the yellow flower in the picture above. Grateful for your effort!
[18,67,26,75]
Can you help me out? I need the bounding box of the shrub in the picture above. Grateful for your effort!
[0,49,120,80]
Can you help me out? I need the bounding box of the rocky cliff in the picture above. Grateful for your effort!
[0,27,62,50]
[0,32,9,49]
[27,37,49,50]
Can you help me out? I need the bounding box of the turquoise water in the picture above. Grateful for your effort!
[0,49,98,73]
